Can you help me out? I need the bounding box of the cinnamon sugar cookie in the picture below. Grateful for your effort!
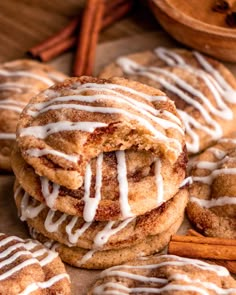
[16,76,185,189]
[0,233,70,294]
[0,59,67,171]
[187,133,236,238]
[29,214,184,269]
[12,144,187,221]
[14,184,188,250]
[88,254,236,294]
[100,47,236,154]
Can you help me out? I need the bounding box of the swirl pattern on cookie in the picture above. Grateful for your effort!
[100,47,236,154]
[187,133,236,238]
[16,76,185,189]
[12,145,187,221]
[88,254,236,294]
[0,59,67,171]
[14,183,188,251]
[0,233,70,294]
[28,212,185,269]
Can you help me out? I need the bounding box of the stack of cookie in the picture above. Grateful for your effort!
[0,59,67,171]
[12,76,188,269]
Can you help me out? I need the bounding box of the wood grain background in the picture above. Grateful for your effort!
[0,0,159,62]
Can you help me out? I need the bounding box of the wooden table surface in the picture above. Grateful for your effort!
[0,0,160,63]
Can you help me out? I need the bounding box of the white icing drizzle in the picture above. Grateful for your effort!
[93,217,135,249]
[0,69,54,86]
[0,105,23,113]
[78,82,167,102]
[65,218,92,245]
[20,191,45,221]
[116,151,133,219]
[0,133,16,139]
[83,153,103,222]
[93,255,232,295]
[26,103,181,149]
[170,273,236,295]
[0,233,68,294]
[77,249,96,266]
[154,159,164,205]
[28,91,183,134]
[100,254,229,276]
[19,121,108,139]
[21,81,183,159]
[219,138,236,145]
[40,177,60,208]
[25,148,79,163]
[191,140,236,208]
[0,98,26,115]
[193,167,236,184]
[116,47,236,153]
[179,176,193,188]
[190,196,236,208]
[19,273,70,295]
[0,235,40,281]
[0,82,30,93]
[44,211,67,233]
[208,147,227,159]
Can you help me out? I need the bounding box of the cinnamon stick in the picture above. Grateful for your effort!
[27,0,134,63]
[186,229,203,237]
[73,0,105,76]
[102,0,134,29]
[187,229,236,274]
[28,17,80,57]
[85,0,105,76]
[171,235,236,246]
[168,241,236,260]
[38,36,76,62]
[169,235,236,261]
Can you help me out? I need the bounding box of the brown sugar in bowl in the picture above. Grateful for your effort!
[149,0,236,62]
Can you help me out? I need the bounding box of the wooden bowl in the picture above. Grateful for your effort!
[149,0,236,62]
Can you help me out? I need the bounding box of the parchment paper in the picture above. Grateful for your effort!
[0,31,235,294]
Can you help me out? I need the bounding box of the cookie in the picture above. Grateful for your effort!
[88,254,236,294]
[0,59,67,171]
[29,214,184,269]
[100,47,236,155]
[16,76,186,190]
[187,133,236,238]
[14,183,188,250]
[0,232,70,294]
[12,144,187,221]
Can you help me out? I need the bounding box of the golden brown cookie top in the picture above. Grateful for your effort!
[187,133,236,238]
[88,254,236,294]
[12,144,187,221]
[100,47,236,155]
[0,59,67,171]
[0,233,70,295]
[16,76,185,189]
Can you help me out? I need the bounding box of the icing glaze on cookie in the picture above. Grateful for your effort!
[115,48,236,153]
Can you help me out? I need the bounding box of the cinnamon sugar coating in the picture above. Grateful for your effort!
[16,76,185,189]
[28,214,184,270]
[0,59,67,171]
[14,184,188,250]
[12,144,187,221]
[187,133,236,238]
[0,233,70,294]
[88,254,236,294]
[100,47,236,155]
